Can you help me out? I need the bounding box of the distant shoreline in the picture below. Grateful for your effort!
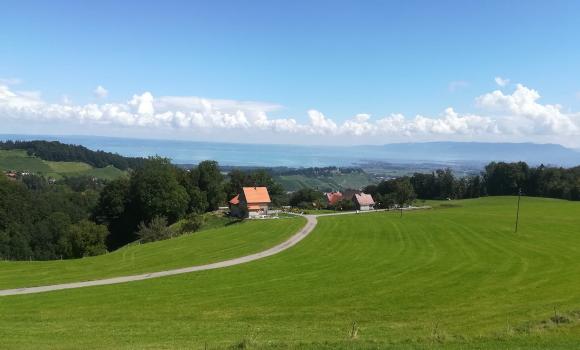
[1,133,578,168]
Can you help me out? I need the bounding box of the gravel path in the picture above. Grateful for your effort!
[0,215,317,297]
[0,206,430,297]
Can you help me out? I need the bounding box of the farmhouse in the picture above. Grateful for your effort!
[325,191,343,206]
[229,187,271,218]
[353,193,375,211]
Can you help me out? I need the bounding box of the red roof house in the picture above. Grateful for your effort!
[353,193,375,211]
[325,191,343,206]
[229,187,271,218]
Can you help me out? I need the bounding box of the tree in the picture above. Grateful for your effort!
[93,177,132,249]
[334,198,355,211]
[374,193,396,209]
[436,168,456,199]
[61,220,108,258]
[195,160,225,211]
[180,213,205,234]
[177,169,209,214]
[394,178,416,208]
[289,188,324,208]
[130,157,189,223]
[410,173,436,199]
[484,162,528,195]
[94,158,190,249]
[32,212,71,260]
[137,216,174,243]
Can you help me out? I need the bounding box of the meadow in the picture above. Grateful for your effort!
[0,217,304,289]
[274,172,376,192]
[0,149,125,180]
[1,197,580,349]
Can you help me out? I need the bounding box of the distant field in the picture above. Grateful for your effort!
[0,149,52,172]
[275,172,376,191]
[0,149,125,180]
[0,217,305,289]
[2,197,580,349]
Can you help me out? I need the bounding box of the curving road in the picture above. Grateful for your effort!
[0,215,317,297]
[0,207,430,297]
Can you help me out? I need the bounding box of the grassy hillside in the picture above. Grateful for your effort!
[275,172,376,191]
[2,197,580,349]
[0,149,125,180]
[0,149,52,172]
[0,217,305,289]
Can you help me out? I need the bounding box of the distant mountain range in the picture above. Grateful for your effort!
[355,142,580,166]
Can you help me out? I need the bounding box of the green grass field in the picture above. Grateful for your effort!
[1,197,580,349]
[0,217,304,289]
[275,172,376,192]
[0,149,53,172]
[0,149,126,180]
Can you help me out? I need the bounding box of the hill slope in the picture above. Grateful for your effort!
[0,149,125,180]
[274,172,376,191]
[1,197,580,349]
[0,140,144,169]
[0,217,305,289]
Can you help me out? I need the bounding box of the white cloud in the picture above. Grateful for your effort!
[93,85,109,98]
[307,110,338,134]
[494,76,510,87]
[0,82,579,146]
[476,84,578,134]
[0,85,43,109]
[129,92,154,115]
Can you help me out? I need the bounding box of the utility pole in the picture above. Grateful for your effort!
[515,188,522,233]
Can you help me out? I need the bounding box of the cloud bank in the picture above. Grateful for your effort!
[1,81,579,146]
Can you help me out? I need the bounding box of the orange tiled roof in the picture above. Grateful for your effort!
[326,192,343,205]
[354,193,375,206]
[229,194,240,205]
[242,187,271,204]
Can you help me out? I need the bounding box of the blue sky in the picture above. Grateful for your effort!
[1,0,580,146]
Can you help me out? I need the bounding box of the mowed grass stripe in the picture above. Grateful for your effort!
[1,197,580,349]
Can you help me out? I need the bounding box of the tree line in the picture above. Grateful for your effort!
[365,162,580,203]
[0,140,145,170]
